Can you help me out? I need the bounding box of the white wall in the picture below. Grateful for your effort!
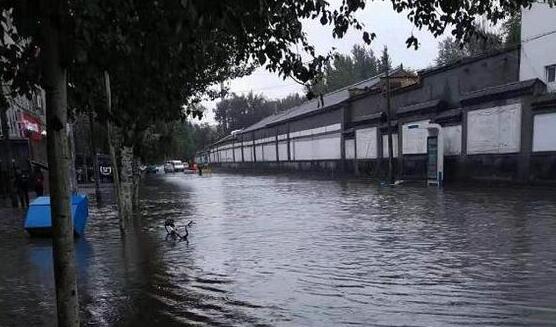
[292,137,312,160]
[234,147,242,162]
[243,145,253,162]
[533,112,556,152]
[262,143,276,161]
[520,3,556,91]
[278,141,288,161]
[402,120,429,154]
[442,125,462,156]
[291,133,341,160]
[467,103,522,154]
[254,145,263,162]
[355,127,377,159]
[345,139,355,159]
[382,134,398,158]
[224,148,234,162]
[312,134,341,160]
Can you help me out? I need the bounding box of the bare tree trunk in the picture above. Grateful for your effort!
[88,110,102,205]
[107,130,124,228]
[119,145,134,223]
[131,156,141,212]
[41,4,80,326]
[104,72,125,230]
[67,123,78,194]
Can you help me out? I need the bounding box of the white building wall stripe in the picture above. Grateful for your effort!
[533,112,556,152]
[355,127,377,159]
[345,139,355,159]
[234,147,242,162]
[243,146,253,162]
[467,103,522,154]
[290,133,341,160]
[382,134,399,158]
[442,125,462,156]
[263,143,276,161]
[402,120,429,155]
[278,142,288,161]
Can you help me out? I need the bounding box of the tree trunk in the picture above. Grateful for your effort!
[88,110,102,205]
[67,122,78,194]
[131,156,140,212]
[41,5,80,326]
[107,129,124,229]
[119,145,134,224]
[0,103,18,207]
[104,71,126,231]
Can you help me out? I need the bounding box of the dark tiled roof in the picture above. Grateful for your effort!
[460,78,542,105]
[418,46,519,77]
[398,99,442,115]
[352,112,385,123]
[433,108,462,123]
[240,69,403,133]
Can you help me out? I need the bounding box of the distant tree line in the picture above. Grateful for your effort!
[435,13,521,66]
[310,45,392,96]
[214,92,305,134]
[139,121,219,163]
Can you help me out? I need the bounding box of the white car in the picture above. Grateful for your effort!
[171,160,185,172]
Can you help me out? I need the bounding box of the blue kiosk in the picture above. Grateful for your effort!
[24,194,89,237]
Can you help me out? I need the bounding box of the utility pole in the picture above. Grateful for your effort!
[384,47,395,185]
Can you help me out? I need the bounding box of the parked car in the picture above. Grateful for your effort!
[164,162,175,173]
[171,160,185,172]
[146,165,158,174]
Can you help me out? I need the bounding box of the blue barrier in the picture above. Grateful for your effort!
[24,194,89,237]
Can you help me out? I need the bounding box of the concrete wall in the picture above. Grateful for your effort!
[520,3,556,92]
[203,48,556,185]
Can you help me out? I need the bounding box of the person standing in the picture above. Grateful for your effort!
[14,168,30,208]
[32,166,45,197]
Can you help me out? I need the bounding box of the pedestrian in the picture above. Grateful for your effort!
[14,168,30,208]
[32,166,45,197]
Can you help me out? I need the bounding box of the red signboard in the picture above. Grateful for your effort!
[20,112,44,142]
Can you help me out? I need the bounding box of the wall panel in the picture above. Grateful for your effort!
[533,112,556,152]
[467,103,521,154]
[356,127,377,159]
[442,125,462,156]
[345,139,355,159]
[402,120,429,154]
[263,143,277,161]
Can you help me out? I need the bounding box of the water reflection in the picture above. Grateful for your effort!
[1,174,556,326]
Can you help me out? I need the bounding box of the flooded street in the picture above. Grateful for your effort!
[2,173,556,326]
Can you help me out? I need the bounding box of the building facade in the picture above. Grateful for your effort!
[1,10,48,171]
[519,2,556,92]
[199,8,556,185]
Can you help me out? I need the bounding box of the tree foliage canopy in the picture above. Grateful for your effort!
[310,44,392,95]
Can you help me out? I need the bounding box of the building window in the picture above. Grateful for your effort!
[547,65,556,83]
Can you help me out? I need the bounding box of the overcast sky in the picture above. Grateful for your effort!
[199,1,448,125]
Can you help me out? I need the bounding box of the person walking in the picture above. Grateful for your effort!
[32,166,44,197]
[14,168,30,208]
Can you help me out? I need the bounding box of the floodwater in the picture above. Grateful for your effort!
[1,173,556,326]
